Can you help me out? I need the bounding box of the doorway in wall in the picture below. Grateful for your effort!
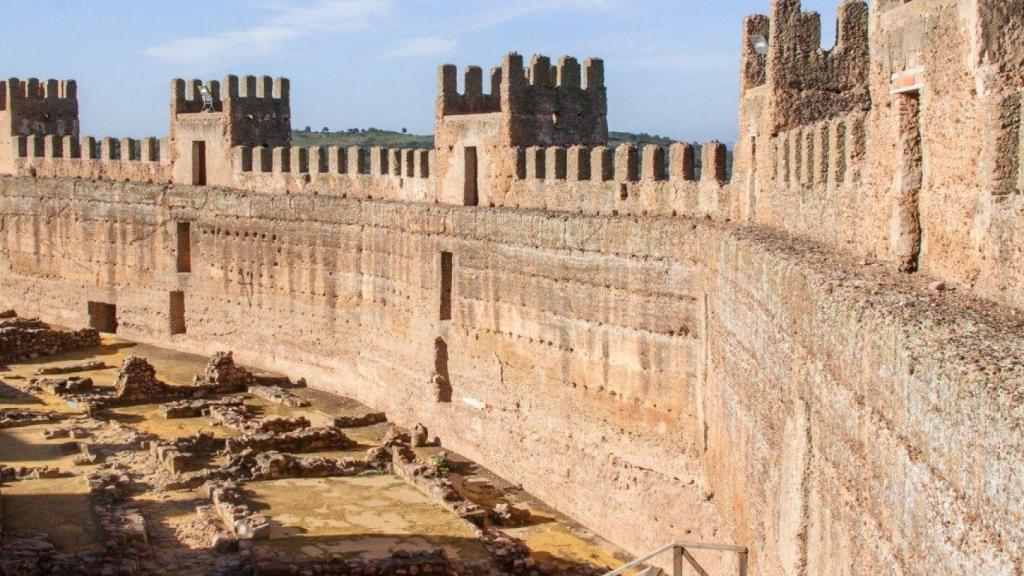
[169,291,186,335]
[463,147,479,206]
[191,141,207,185]
[176,222,191,273]
[87,301,117,334]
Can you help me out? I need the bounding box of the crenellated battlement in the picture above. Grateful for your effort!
[437,52,607,147]
[751,0,869,133]
[1,78,77,110]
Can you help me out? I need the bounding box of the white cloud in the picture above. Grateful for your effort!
[381,37,457,59]
[145,0,391,65]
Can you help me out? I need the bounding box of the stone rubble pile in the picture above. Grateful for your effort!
[32,375,94,395]
[223,426,353,454]
[192,351,256,393]
[150,432,226,475]
[332,411,387,428]
[205,481,271,541]
[0,464,63,481]
[35,360,107,375]
[249,385,310,407]
[0,408,58,428]
[249,547,453,576]
[0,315,100,363]
[111,356,182,405]
[160,397,245,419]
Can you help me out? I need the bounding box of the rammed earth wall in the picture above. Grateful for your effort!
[0,176,1019,575]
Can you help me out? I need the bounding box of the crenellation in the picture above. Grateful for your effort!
[669,142,695,181]
[234,145,253,172]
[567,145,590,181]
[591,146,613,181]
[556,56,582,89]
[526,146,545,179]
[290,146,308,173]
[80,136,97,160]
[389,148,402,176]
[101,137,117,160]
[141,137,159,162]
[348,146,367,175]
[545,146,567,180]
[254,146,271,172]
[26,134,42,158]
[273,146,290,173]
[370,146,388,175]
[641,145,667,181]
[828,118,847,184]
[614,143,639,182]
[403,149,415,177]
[701,141,727,183]
[62,135,79,159]
[43,134,60,159]
[309,146,327,174]
[415,149,430,178]
[327,146,346,174]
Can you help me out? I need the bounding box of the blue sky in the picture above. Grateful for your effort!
[0,0,842,143]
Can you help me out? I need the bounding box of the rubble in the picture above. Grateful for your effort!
[248,385,309,407]
[192,351,255,393]
[35,360,107,375]
[332,411,387,428]
[0,315,100,362]
[224,426,353,454]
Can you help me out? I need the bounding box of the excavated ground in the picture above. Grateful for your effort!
[0,334,634,575]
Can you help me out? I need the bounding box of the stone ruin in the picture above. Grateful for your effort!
[192,351,255,393]
[0,313,99,363]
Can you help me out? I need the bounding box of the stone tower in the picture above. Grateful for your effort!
[169,75,290,186]
[0,77,79,173]
[433,53,608,206]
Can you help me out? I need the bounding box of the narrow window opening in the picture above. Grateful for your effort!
[439,251,453,321]
[176,222,191,273]
[191,140,207,185]
[87,301,117,334]
[169,291,186,335]
[463,146,479,206]
[896,91,923,273]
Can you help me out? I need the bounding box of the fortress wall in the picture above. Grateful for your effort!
[11,134,172,183]
[733,0,1024,311]
[1,176,1020,575]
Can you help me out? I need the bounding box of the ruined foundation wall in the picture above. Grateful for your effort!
[0,176,1019,575]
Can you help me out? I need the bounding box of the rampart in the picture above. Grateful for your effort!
[0,1,1022,575]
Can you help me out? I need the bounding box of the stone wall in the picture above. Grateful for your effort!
[732,0,1024,311]
[0,176,1019,575]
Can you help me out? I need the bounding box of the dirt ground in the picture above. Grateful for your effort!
[0,335,634,574]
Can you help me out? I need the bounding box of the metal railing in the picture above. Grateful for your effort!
[602,541,748,576]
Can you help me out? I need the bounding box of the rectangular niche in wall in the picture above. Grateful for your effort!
[169,291,186,335]
[463,146,479,206]
[176,222,192,273]
[439,251,453,321]
[87,301,117,334]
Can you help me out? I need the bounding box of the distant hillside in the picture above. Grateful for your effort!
[292,127,433,149]
[292,128,731,177]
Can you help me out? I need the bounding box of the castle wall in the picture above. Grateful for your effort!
[734,0,1024,311]
[0,176,1019,575]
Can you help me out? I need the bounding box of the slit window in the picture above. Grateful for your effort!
[439,251,453,321]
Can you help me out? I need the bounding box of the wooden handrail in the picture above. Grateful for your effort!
[601,541,748,576]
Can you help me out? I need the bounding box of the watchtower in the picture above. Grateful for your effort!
[434,52,608,205]
[0,78,79,172]
[169,75,290,186]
